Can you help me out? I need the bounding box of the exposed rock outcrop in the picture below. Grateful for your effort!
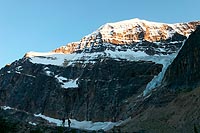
[53,19,200,55]
[120,25,200,133]
[0,58,162,121]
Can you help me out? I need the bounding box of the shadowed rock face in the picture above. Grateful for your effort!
[162,25,200,90]
[0,58,162,121]
[120,26,200,133]
[120,87,200,133]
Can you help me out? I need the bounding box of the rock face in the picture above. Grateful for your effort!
[120,26,200,133]
[0,18,200,130]
[53,19,200,55]
[0,58,162,121]
[162,25,200,90]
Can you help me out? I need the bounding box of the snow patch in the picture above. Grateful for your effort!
[29,49,175,67]
[45,71,52,76]
[34,114,61,126]
[55,75,78,89]
[62,79,78,89]
[29,49,149,67]
[43,67,54,76]
[28,122,37,126]
[1,106,12,110]
[29,53,64,66]
[34,113,123,131]
[15,71,21,74]
[25,51,57,58]
[16,66,23,71]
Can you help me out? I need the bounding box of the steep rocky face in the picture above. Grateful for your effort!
[162,25,200,90]
[120,26,200,133]
[0,57,162,121]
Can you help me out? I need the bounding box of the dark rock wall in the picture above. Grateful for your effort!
[162,26,200,90]
[119,26,200,133]
[0,58,162,121]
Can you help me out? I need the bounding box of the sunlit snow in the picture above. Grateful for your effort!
[29,49,149,66]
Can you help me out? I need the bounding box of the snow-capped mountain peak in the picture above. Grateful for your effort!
[51,18,199,55]
[24,19,200,96]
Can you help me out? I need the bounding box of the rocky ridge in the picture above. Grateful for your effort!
[52,18,200,55]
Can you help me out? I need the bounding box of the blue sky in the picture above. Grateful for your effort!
[0,0,199,68]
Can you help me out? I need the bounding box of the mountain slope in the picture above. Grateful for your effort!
[0,18,200,132]
[24,19,200,96]
[120,87,200,133]
[120,24,200,133]
[0,57,162,121]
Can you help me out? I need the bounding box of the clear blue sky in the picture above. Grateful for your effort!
[0,0,199,68]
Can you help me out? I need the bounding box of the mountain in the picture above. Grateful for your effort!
[0,18,200,132]
[51,18,198,55]
[120,25,200,133]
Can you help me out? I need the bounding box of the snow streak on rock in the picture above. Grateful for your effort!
[143,40,186,96]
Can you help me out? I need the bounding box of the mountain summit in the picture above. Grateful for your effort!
[50,18,200,55]
[0,19,200,132]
